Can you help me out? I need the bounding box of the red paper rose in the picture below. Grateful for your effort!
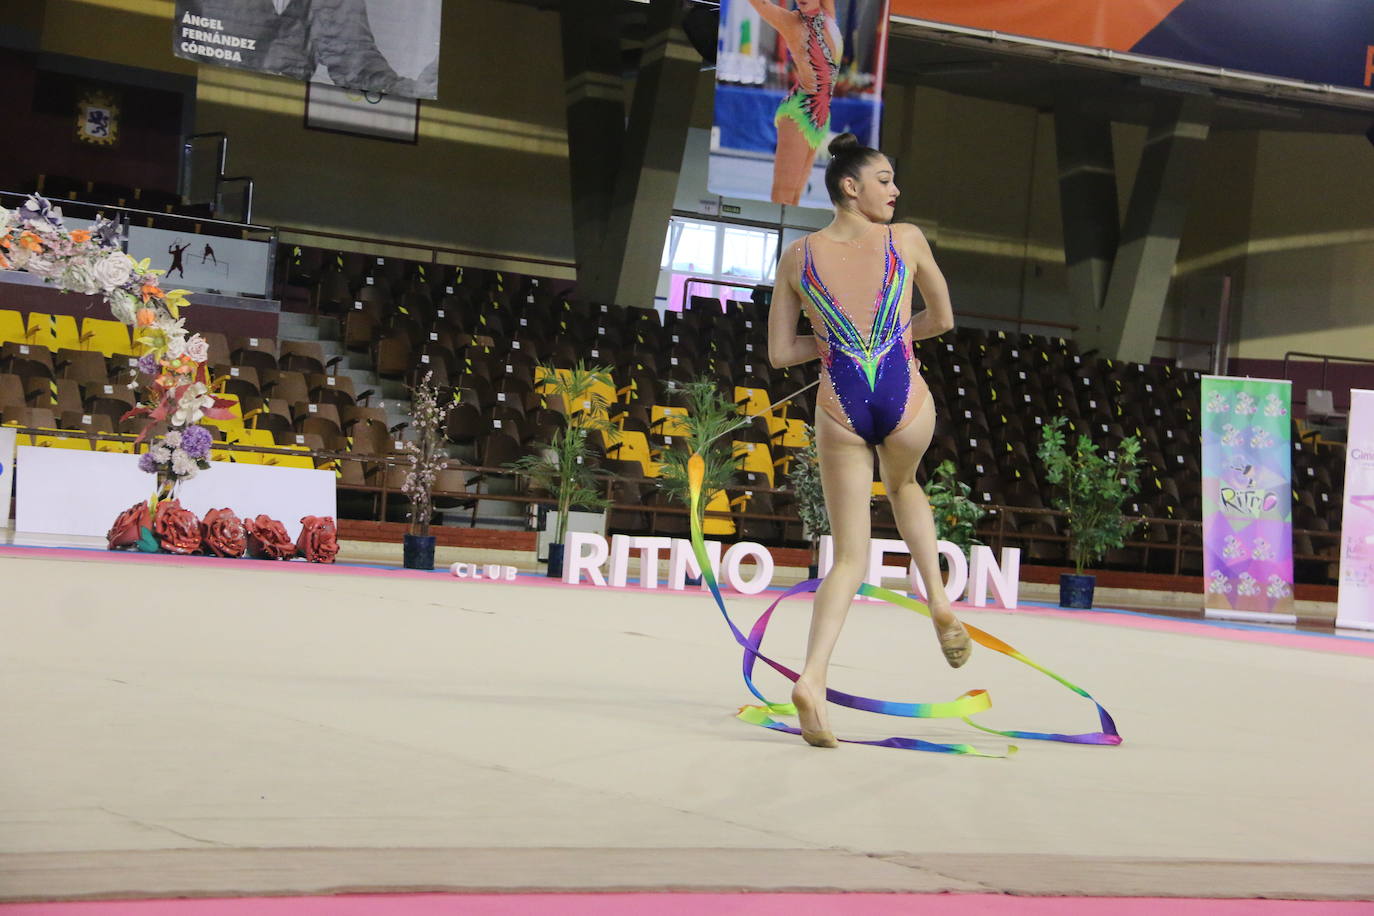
[153,499,202,554]
[201,508,247,558]
[107,500,151,550]
[245,514,294,560]
[295,515,339,563]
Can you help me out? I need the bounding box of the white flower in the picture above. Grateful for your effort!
[164,335,187,359]
[184,334,209,363]
[170,382,215,426]
[0,208,13,233]
[149,444,171,463]
[60,263,102,296]
[163,430,182,448]
[23,255,58,278]
[171,449,198,477]
[90,251,135,290]
[108,290,139,324]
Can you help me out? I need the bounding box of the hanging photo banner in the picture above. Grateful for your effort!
[889,1,1374,98]
[172,0,441,100]
[1200,376,1295,621]
[709,0,891,208]
[1337,389,1374,631]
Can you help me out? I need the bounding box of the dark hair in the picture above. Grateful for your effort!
[824,133,882,204]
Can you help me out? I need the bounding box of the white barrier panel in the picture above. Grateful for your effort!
[15,448,335,541]
[0,428,14,529]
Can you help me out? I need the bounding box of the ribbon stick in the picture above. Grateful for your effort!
[685,451,1121,756]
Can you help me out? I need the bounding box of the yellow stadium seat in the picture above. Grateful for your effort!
[734,386,772,418]
[232,428,276,448]
[210,446,259,464]
[733,440,774,485]
[872,481,886,497]
[259,446,316,470]
[0,310,27,346]
[80,318,134,356]
[26,313,82,351]
[703,490,735,536]
[650,405,690,438]
[31,432,91,450]
[93,438,134,454]
[782,417,808,448]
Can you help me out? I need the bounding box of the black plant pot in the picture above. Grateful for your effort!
[1059,573,1095,609]
[547,542,565,578]
[403,533,436,570]
[807,564,819,579]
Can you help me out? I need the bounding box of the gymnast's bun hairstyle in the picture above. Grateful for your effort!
[824,132,882,204]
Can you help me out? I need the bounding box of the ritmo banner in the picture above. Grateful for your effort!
[1200,376,1295,621]
[173,0,441,99]
[1337,389,1374,631]
[710,0,890,208]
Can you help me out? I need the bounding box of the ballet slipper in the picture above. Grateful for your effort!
[791,680,839,749]
[937,619,972,669]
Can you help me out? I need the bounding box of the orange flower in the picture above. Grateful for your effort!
[0,252,8,269]
[135,308,156,327]
[70,229,92,243]
[140,282,165,302]
[18,232,41,253]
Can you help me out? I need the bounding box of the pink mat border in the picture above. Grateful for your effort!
[2,893,1369,915]
[1,544,1369,658]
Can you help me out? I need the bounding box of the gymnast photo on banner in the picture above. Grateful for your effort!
[709,0,889,207]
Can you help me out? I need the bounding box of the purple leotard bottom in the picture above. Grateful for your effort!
[825,340,913,446]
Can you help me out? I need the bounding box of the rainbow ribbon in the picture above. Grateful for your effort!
[685,453,1121,756]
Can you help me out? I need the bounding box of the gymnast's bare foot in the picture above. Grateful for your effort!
[930,599,971,668]
[791,677,838,748]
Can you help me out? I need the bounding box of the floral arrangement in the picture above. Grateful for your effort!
[106,502,338,562]
[400,370,456,538]
[1,194,234,495]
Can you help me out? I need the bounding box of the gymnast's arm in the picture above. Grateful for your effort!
[767,243,820,369]
[902,223,955,340]
[746,0,796,35]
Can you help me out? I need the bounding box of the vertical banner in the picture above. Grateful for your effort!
[710,0,890,207]
[1201,376,1295,621]
[1337,390,1374,631]
[0,427,14,528]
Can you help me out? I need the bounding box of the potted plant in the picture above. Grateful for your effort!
[1036,416,1143,609]
[925,459,986,557]
[655,377,744,579]
[788,424,828,576]
[400,370,455,569]
[506,361,618,577]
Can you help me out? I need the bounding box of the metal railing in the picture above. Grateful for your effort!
[4,426,1343,585]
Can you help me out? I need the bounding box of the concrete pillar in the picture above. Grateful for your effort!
[1098,94,1214,362]
[1053,106,1119,341]
[560,0,627,294]
[560,0,698,308]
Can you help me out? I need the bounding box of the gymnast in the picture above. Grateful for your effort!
[766,132,969,748]
[746,0,842,206]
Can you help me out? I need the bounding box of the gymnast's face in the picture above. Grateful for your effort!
[840,155,900,223]
[796,0,821,14]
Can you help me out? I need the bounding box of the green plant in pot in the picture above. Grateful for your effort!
[1036,416,1143,609]
[506,362,618,577]
[789,424,829,575]
[400,370,456,570]
[925,458,986,575]
[655,377,744,581]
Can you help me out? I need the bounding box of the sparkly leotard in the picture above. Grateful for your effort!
[774,10,839,152]
[800,228,927,445]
